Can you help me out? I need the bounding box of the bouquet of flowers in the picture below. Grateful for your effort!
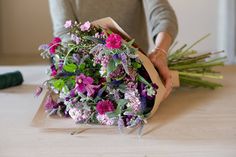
[35,18,225,132]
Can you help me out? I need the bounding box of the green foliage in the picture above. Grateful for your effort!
[63,63,77,73]
[132,61,141,69]
[107,59,116,74]
[53,79,65,91]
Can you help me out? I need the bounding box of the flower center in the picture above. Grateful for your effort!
[78,79,83,83]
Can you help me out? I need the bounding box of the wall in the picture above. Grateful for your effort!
[0,0,234,63]
[169,0,219,52]
[0,0,52,56]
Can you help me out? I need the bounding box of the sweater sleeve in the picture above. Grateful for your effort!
[48,0,76,40]
[143,0,178,42]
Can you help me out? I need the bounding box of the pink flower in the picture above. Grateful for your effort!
[97,114,115,125]
[80,21,91,31]
[64,20,72,28]
[69,107,91,123]
[124,90,141,112]
[105,33,122,49]
[75,74,100,96]
[96,100,115,115]
[51,70,57,76]
[48,37,62,54]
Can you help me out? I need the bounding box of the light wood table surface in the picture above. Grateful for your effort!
[0,65,236,157]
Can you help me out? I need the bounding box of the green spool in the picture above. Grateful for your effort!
[0,71,24,89]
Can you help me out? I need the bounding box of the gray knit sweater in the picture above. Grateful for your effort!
[49,0,178,53]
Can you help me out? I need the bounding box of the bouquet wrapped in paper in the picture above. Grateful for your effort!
[33,18,224,132]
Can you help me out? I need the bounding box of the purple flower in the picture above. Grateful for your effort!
[38,44,49,51]
[50,64,57,76]
[64,20,72,28]
[119,53,129,74]
[58,59,64,71]
[118,116,124,132]
[100,55,111,67]
[96,100,115,115]
[44,95,57,111]
[141,83,158,100]
[124,90,141,112]
[72,54,81,64]
[80,21,91,31]
[75,74,100,97]
[109,65,125,79]
[71,34,81,44]
[105,33,122,49]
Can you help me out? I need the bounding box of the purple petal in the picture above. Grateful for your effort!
[76,83,86,93]
[38,44,49,51]
[83,76,94,85]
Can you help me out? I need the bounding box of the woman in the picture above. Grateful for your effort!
[49,0,178,99]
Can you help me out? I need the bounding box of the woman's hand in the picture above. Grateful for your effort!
[149,32,173,100]
[148,50,172,100]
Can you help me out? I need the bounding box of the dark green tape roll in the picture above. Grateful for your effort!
[0,71,24,89]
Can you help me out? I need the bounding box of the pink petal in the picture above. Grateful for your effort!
[84,76,94,85]
[76,83,86,93]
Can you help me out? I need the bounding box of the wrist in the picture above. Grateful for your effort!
[148,48,168,63]
[150,47,168,56]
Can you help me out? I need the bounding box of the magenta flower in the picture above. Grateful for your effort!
[52,37,62,46]
[96,100,115,115]
[75,74,99,96]
[48,37,62,54]
[80,21,91,31]
[105,33,122,49]
[64,20,72,28]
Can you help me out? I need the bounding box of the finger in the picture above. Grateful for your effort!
[156,65,173,99]
[163,76,173,100]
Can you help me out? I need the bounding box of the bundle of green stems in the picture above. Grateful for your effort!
[168,34,226,89]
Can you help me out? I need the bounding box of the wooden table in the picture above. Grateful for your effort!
[0,65,236,157]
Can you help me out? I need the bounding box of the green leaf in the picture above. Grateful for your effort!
[132,61,141,69]
[53,79,65,91]
[137,74,151,86]
[115,99,128,115]
[107,59,116,74]
[117,99,128,107]
[118,84,127,93]
[78,63,85,71]
[63,63,77,73]
[106,112,117,118]
[107,29,113,35]
[127,39,135,46]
